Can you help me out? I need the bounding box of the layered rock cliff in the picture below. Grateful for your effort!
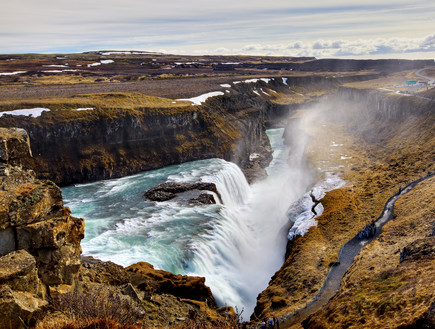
[0,128,84,328]
[0,94,274,186]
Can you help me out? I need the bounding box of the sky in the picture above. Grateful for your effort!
[2,0,435,58]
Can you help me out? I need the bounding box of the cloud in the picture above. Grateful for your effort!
[237,35,435,58]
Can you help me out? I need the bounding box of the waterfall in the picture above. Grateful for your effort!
[62,128,316,318]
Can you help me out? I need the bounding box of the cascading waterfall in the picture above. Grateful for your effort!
[62,128,317,316]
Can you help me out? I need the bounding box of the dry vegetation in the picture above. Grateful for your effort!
[303,177,435,328]
[0,93,193,112]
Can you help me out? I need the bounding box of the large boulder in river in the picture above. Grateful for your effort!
[144,181,222,203]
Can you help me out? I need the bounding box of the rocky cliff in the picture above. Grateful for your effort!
[0,93,274,186]
[0,128,84,328]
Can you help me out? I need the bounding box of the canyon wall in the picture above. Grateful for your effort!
[1,95,273,186]
[0,75,381,186]
[252,86,435,321]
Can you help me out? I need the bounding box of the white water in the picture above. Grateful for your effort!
[62,128,318,316]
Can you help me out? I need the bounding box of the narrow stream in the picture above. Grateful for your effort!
[279,172,434,328]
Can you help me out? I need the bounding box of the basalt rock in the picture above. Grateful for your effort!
[399,237,435,263]
[127,262,218,308]
[0,128,84,327]
[0,127,32,167]
[145,181,222,204]
[0,96,273,186]
[189,193,216,205]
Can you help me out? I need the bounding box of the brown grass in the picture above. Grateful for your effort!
[0,92,192,112]
[305,177,435,328]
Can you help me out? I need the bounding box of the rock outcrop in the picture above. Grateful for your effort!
[127,262,217,308]
[0,128,85,327]
[144,181,221,204]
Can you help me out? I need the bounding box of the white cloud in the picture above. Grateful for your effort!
[236,35,435,58]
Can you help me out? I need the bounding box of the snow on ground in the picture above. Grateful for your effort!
[43,65,69,68]
[220,84,231,88]
[72,108,95,111]
[176,91,224,105]
[87,59,114,67]
[282,77,288,85]
[0,71,27,76]
[42,69,79,73]
[100,51,156,55]
[234,78,272,84]
[0,108,50,118]
[287,172,345,240]
[260,88,271,96]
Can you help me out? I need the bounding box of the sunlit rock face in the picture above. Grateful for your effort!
[0,128,84,327]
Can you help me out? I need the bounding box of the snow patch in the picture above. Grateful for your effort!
[87,59,114,67]
[287,172,345,240]
[0,71,27,76]
[234,78,271,84]
[176,91,224,105]
[72,108,94,111]
[43,64,68,68]
[220,84,231,88]
[0,108,50,118]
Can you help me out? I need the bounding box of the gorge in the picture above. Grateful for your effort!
[0,54,434,328]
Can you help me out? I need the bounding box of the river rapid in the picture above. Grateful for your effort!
[62,128,325,316]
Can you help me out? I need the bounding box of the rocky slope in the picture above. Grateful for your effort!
[302,176,435,328]
[0,128,234,329]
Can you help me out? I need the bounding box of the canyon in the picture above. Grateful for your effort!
[0,54,434,328]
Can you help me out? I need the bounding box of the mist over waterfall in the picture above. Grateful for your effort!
[62,128,316,316]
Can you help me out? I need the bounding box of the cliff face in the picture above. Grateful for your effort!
[0,128,84,328]
[1,99,272,186]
